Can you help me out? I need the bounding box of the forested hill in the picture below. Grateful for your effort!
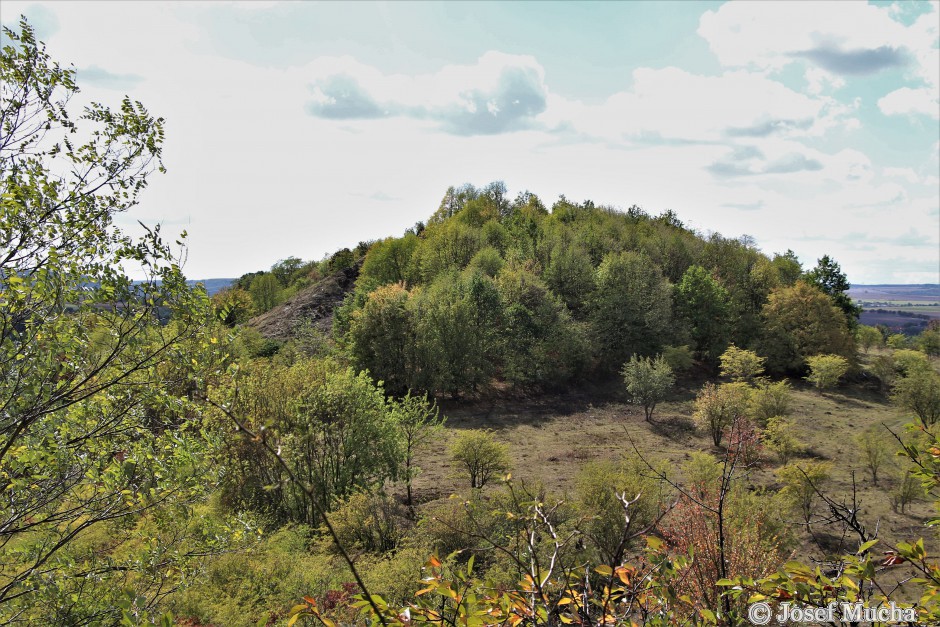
[214,181,859,395]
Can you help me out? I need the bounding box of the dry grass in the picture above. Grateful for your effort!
[408,358,940,563]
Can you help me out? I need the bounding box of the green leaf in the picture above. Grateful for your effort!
[857,539,879,554]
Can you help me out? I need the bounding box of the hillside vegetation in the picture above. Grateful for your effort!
[4,18,940,627]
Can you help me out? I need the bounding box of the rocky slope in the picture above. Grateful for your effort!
[247,260,361,340]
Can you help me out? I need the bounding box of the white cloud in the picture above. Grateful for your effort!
[699,1,939,120]
[698,1,913,71]
[878,86,939,118]
[303,52,549,135]
[544,67,857,144]
[883,166,921,184]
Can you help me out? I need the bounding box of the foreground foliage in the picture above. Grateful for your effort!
[0,19,247,624]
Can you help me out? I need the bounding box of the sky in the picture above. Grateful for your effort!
[3,0,939,284]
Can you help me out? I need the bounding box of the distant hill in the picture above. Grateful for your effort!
[848,284,940,302]
[851,284,940,332]
[188,278,234,296]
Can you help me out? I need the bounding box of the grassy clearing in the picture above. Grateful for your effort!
[409,359,940,563]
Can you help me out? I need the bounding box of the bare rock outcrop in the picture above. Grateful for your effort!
[247,260,361,341]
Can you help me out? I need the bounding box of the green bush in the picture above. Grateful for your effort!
[574,457,668,564]
[719,345,765,382]
[892,369,940,426]
[805,354,849,391]
[327,490,409,554]
[450,429,510,489]
[762,416,802,464]
[621,354,675,422]
[749,379,792,425]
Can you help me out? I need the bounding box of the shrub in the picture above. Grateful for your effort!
[574,457,669,564]
[749,379,792,425]
[763,416,802,465]
[719,345,765,382]
[661,456,784,614]
[805,354,849,391]
[892,467,924,514]
[892,369,940,426]
[693,382,751,446]
[893,348,931,376]
[726,417,763,469]
[855,428,891,486]
[417,498,477,559]
[327,490,408,554]
[217,361,402,525]
[621,354,675,422]
[887,333,909,349]
[777,461,831,525]
[662,345,694,373]
[917,329,940,356]
[855,325,883,354]
[450,429,510,489]
[870,354,897,393]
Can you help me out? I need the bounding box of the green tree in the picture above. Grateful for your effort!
[892,369,940,426]
[777,461,831,525]
[804,353,850,391]
[770,250,803,286]
[359,234,419,287]
[758,281,855,373]
[414,220,483,282]
[390,392,445,506]
[805,254,861,326]
[249,272,281,312]
[674,265,730,361]
[450,429,510,489]
[856,325,883,354]
[590,251,672,369]
[466,245,504,278]
[917,329,940,356]
[542,244,595,314]
[0,19,227,619]
[693,382,751,447]
[348,283,416,394]
[270,256,307,286]
[887,333,909,349]
[496,265,591,390]
[621,354,675,422]
[412,271,502,396]
[700,233,770,349]
[719,345,765,382]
